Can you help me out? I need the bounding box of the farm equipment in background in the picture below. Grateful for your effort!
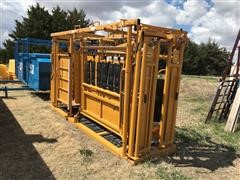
[0,60,30,97]
[14,38,52,91]
[205,29,240,132]
[0,64,9,80]
[50,19,188,162]
[8,59,16,80]
[0,38,52,98]
[0,59,16,80]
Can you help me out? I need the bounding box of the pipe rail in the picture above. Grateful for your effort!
[0,86,32,98]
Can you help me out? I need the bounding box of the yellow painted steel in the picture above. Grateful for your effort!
[73,34,81,104]
[134,37,149,157]
[159,43,173,148]
[0,60,16,80]
[58,55,70,104]
[147,41,161,150]
[122,26,132,156]
[0,64,9,79]
[50,38,58,106]
[8,59,16,79]
[128,30,143,156]
[50,19,188,162]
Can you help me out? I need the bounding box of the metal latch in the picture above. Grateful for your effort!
[144,94,147,103]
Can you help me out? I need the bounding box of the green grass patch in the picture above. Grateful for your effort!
[175,127,207,145]
[185,97,206,103]
[156,166,192,180]
[176,123,240,153]
[79,148,93,158]
[207,122,240,152]
[183,97,210,120]
[182,75,219,81]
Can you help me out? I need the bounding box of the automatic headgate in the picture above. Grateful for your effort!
[50,19,188,162]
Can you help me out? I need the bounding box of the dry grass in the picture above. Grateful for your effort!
[0,76,239,180]
[177,75,218,126]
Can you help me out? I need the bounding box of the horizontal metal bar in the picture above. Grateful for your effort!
[83,46,126,51]
[0,87,32,91]
[58,87,68,92]
[57,98,68,105]
[82,83,120,98]
[83,90,120,107]
[0,80,22,83]
[60,78,68,82]
[51,19,139,37]
[59,67,68,71]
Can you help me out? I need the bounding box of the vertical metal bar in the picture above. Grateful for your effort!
[55,41,60,107]
[128,30,143,157]
[51,38,54,104]
[134,37,149,158]
[147,40,161,150]
[57,41,61,107]
[50,38,55,105]
[14,41,18,73]
[4,86,8,98]
[122,26,132,156]
[164,67,177,143]
[73,37,80,104]
[169,45,185,143]
[119,68,125,130]
[68,36,73,116]
[159,43,172,147]
[80,39,85,112]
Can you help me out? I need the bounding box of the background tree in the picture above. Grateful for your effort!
[0,3,229,77]
[67,8,91,29]
[2,40,14,62]
[0,49,8,64]
[1,3,91,61]
[9,3,52,40]
[182,41,200,75]
[182,39,229,76]
[50,6,68,33]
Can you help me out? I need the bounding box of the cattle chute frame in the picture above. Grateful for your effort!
[51,19,188,162]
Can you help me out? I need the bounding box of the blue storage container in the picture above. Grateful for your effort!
[28,53,51,91]
[14,38,52,91]
[17,53,28,82]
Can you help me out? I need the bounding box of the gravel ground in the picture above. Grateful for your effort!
[0,78,239,180]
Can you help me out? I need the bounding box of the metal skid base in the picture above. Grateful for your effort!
[51,105,176,163]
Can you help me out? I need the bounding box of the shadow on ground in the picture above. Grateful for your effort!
[168,127,239,171]
[31,91,50,101]
[0,98,56,179]
[0,96,17,99]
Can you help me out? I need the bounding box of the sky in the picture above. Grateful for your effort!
[0,0,239,50]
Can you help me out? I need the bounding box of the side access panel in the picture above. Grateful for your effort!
[57,54,70,105]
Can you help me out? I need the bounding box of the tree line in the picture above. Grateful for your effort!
[183,40,228,76]
[0,3,228,76]
[0,3,91,62]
